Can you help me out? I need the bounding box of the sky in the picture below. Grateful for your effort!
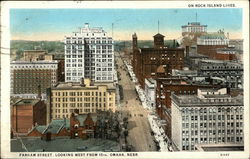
[10,8,242,41]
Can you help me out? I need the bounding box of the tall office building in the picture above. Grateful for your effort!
[64,23,114,83]
[171,88,244,151]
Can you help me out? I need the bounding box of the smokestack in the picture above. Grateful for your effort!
[173,39,176,48]
[227,32,229,39]
[80,78,85,87]
[186,46,190,57]
[37,84,41,99]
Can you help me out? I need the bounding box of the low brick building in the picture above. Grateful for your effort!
[11,99,46,134]
[70,113,96,139]
[27,112,96,139]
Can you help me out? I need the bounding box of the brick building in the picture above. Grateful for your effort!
[197,59,243,89]
[10,61,59,99]
[70,113,96,139]
[28,119,70,137]
[11,99,46,134]
[27,112,96,139]
[132,33,184,88]
[155,77,223,138]
[196,32,232,60]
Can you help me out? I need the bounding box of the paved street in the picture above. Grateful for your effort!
[116,52,157,151]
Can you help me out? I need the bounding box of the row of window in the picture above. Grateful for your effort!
[183,114,243,121]
[182,136,243,151]
[11,65,57,69]
[53,102,111,109]
[182,121,243,128]
[66,40,112,44]
[53,97,107,103]
[181,107,243,113]
[96,76,113,81]
[53,91,107,97]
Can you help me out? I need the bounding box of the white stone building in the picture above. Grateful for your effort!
[145,78,156,107]
[171,88,243,151]
[64,23,114,83]
[197,32,229,45]
[182,22,207,33]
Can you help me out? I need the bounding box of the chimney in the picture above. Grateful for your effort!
[37,84,41,99]
[80,78,85,87]
[186,46,190,57]
[173,39,176,48]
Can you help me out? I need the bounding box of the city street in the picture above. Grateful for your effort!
[116,52,157,151]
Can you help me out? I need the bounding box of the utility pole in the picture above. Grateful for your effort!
[158,20,160,33]
[112,23,114,38]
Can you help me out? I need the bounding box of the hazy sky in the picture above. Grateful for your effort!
[10,8,242,41]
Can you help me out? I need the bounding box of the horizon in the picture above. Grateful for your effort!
[11,9,243,41]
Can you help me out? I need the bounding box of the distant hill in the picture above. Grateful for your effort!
[11,40,64,60]
[11,39,180,60]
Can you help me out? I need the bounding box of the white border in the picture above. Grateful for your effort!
[1,1,249,159]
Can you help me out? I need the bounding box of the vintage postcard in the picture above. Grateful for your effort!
[1,1,249,159]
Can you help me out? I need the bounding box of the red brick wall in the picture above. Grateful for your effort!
[27,129,43,137]
[84,115,95,129]
[134,48,184,89]
[214,53,236,61]
[197,45,227,60]
[54,127,69,137]
[33,101,47,125]
[57,60,65,82]
[12,105,34,133]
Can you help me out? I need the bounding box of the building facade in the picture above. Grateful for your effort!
[22,50,47,61]
[155,77,222,138]
[11,99,47,134]
[171,88,243,151]
[198,59,243,89]
[182,22,207,34]
[47,78,116,121]
[132,33,184,88]
[145,78,157,107]
[10,61,59,98]
[64,23,114,83]
[197,32,230,60]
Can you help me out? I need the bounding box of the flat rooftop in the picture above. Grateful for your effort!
[11,137,120,152]
[54,82,115,90]
[196,144,244,152]
[200,59,242,66]
[171,94,243,107]
[14,99,40,106]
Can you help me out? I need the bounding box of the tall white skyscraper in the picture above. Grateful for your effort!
[65,23,114,82]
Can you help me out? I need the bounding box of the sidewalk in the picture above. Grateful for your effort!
[123,59,172,152]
